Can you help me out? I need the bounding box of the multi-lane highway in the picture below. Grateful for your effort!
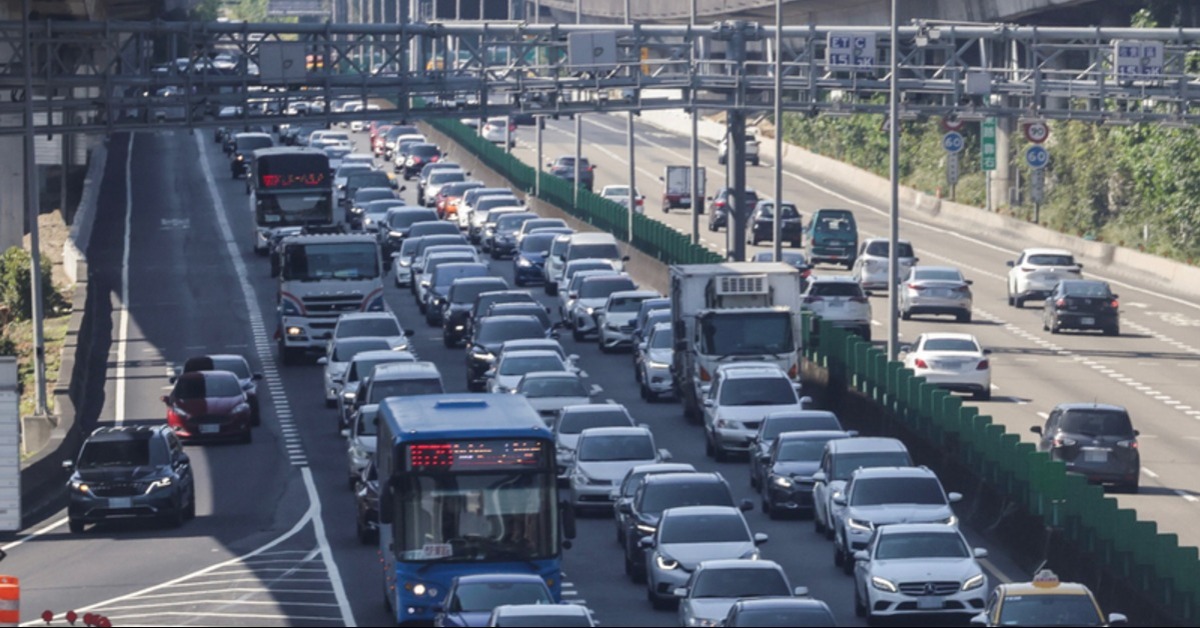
[4,111,1191,625]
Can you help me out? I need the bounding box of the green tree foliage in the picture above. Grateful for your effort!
[191,0,224,21]
[0,247,63,321]
[230,0,269,22]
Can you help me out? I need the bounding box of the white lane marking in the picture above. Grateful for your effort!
[977,557,1013,585]
[115,132,135,426]
[193,131,357,626]
[0,515,70,551]
[1143,468,1160,478]
[1175,490,1200,503]
[1036,412,1049,419]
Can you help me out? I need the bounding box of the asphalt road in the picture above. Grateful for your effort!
[9,113,1182,625]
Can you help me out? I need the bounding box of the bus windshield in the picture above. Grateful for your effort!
[256,193,333,227]
[398,472,558,563]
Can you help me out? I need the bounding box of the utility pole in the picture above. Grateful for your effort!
[886,0,901,359]
[727,22,749,262]
[689,0,700,246]
[573,0,582,208]
[771,3,783,261]
[625,0,636,242]
[22,0,47,415]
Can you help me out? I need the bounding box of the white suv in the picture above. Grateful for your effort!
[851,238,918,291]
[1005,248,1082,308]
[801,276,873,340]
[702,364,805,461]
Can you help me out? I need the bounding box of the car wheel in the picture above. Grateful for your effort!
[443,335,457,349]
[599,342,611,354]
[1014,295,1025,309]
[814,511,826,535]
[762,497,775,518]
[184,492,196,520]
[546,283,558,296]
[631,561,646,584]
[752,156,760,166]
[900,309,911,321]
[514,276,525,287]
[833,540,844,566]
[854,584,867,617]
[624,551,634,577]
[640,382,650,401]
[957,311,972,323]
[250,398,261,427]
[712,439,728,463]
[1119,481,1139,493]
[1049,318,1060,334]
[704,432,715,458]
[841,543,855,575]
[1104,324,1120,336]
[1006,291,1014,306]
[242,428,253,444]
[68,518,85,534]
[707,222,717,232]
[572,328,584,342]
[974,388,991,401]
[792,240,802,248]
[164,503,186,528]
[325,397,336,409]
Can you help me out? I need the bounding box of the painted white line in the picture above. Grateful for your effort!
[1174,490,1200,504]
[303,466,357,626]
[1143,468,1160,479]
[0,516,69,551]
[1036,412,1049,419]
[115,132,135,426]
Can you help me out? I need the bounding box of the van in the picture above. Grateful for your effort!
[352,361,444,416]
[804,208,859,269]
[562,232,630,274]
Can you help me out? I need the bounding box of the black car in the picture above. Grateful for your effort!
[401,143,443,179]
[1032,403,1140,492]
[442,277,511,348]
[748,410,844,492]
[486,302,554,333]
[342,170,396,207]
[230,132,273,178]
[749,200,804,247]
[465,290,539,344]
[65,425,196,533]
[175,354,264,426]
[1043,279,1120,335]
[487,212,539,259]
[707,187,760,231]
[546,156,595,192]
[760,430,854,519]
[465,315,553,392]
[354,461,380,544]
[619,472,751,582]
[348,187,397,228]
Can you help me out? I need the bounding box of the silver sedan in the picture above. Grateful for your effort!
[899,265,974,323]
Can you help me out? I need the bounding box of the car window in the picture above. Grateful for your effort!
[451,281,508,304]
[349,356,415,382]
[338,318,401,338]
[874,531,968,560]
[921,338,979,352]
[368,377,443,402]
[519,376,588,398]
[648,329,672,349]
[334,338,390,361]
[692,569,789,598]
[813,217,854,233]
[1026,254,1076,266]
[762,414,842,439]
[850,477,945,506]
[567,243,621,261]
[997,595,1103,626]
[1059,410,1134,436]
[389,211,434,229]
[913,268,962,282]
[809,282,862,297]
[640,481,731,513]
[558,410,632,434]
[520,234,557,254]
[355,409,379,436]
[1060,281,1111,297]
[660,513,749,544]
[78,438,154,468]
[579,277,636,299]
[577,434,654,461]
[452,582,552,612]
[777,438,836,462]
[718,377,797,406]
[499,355,565,376]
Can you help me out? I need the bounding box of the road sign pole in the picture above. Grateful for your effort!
[887,0,900,361]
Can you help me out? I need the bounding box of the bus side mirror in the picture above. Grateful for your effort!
[379,485,394,524]
[560,500,577,540]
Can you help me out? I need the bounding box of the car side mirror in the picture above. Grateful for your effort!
[864,290,874,297]
[846,430,859,437]
[702,398,715,408]
[1112,293,1119,299]
[983,348,992,355]
[739,499,753,512]
[253,373,264,380]
[317,357,328,365]
[404,329,416,337]
[969,613,989,626]
[638,536,655,549]
[618,502,633,515]
[340,429,351,438]
[1108,613,1128,626]
[550,331,560,339]
[793,587,809,598]
[168,375,177,384]
[965,279,974,285]
[622,255,631,262]
[812,471,827,483]
[1005,260,1015,267]
[61,459,74,471]
[973,547,989,559]
[1030,426,1043,435]
[1077,263,1084,270]
[658,448,672,462]
[853,550,869,562]
[948,492,963,503]
[833,494,847,506]
[753,533,769,545]
[568,354,579,362]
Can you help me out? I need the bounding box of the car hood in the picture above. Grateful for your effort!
[871,557,981,583]
[174,395,244,416]
[558,434,581,451]
[526,396,592,412]
[576,297,609,310]
[770,460,821,478]
[439,611,491,627]
[685,599,740,622]
[494,373,526,390]
[647,348,673,364]
[576,460,654,483]
[847,504,954,525]
[75,465,168,484]
[520,251,546,263]
[343,381,361,396]
[716,404,800,423]
[328,363,349,378]
[659,542,756,570]
[604,311,638,325]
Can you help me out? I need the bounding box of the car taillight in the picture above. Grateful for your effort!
[412,157,422,163]
[715,201,726,208]
[1117,439,1138,449]
[1020,266,1034,273]
[801,269,812,279]
[1110,299,1119,309]
[976,359,989,370]
[431,155,439,162]
[509,124,517,132]
[914,358,928,369]
[699,366,711,382]
[907,283,923,291]
[954,285,971,293]
[1053,437,1077,448]
[1055,299,1066,308]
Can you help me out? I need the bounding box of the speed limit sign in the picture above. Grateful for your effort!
[1024,121,1050,144]
[941,116,966,132]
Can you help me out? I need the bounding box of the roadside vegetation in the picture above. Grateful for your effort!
[0,247,71,416]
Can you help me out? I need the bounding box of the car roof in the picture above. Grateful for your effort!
[875,522,964,536]
[827,437,907,454]
[777,430,853,443]
[561,403,629,415]
[334,336,391,350]
[642,471,725,486]
[732,598,831,611]
[809,275,860,284]
[918,332,979,342]
[493,604,590,617]
[608,290,660,300]
[499,350,561,360]
[337,312,398,323]
[579,426,651,438]
[87,424,169,441]
[661,505,743,518]
[629,462,696,475]
[478,314,541,326]
[1021,247,1074,256]
[763,410,836,421]
[452,573,548,585]
[911,265,960,274]
[569,232,618,244]
[1053,402,1128,413]
[863,237,911,244]
[519,371,581,382]
[369,361,441,380]
[719,364,789,379]
[500,338,562,350]
[350,349,416,363]
[850,466,936,480]
[696,559,783,572]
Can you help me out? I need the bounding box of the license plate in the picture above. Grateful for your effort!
[1084,449,1108,462]
[109,497,132,509]
[827,301,843,308]
[917,597,945,610]
[1081,317,1095,326]
[199,424,221,434]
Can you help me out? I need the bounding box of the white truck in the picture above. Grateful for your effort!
[660,165,706,213]
[669,262,806,421]
[272,233,386,364]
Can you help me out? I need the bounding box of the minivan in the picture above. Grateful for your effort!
[804,208,859,269]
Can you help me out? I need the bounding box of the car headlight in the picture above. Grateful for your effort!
[648,360,670,370]
[939,515,959,527]
[871,576,898,593]
[772,475,794,489]
[234,402,250,415]
[70,480,91,494]
[655,554,678,571]
[388,230,403,238]
[962,574,985,591]
[847,518,873,532]
[342,390,356,401]
[584,306,595,316]
[145,477,173,493]
[685,618,718,627]
[399,259,412,267]
[516,257,532,267]
[471,347,495,362]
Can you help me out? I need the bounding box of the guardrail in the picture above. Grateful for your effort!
[803,314,1199,626]
[424,117,722,266]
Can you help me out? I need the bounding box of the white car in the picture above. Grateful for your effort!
[344,403,379,489]
[337,349,418,429]
[318,337,392,408]
[899,266,974,323]
[643,506,767,610]
[702,363,805,461]
[811,437,912,541]
[486,349,573,394]
[567,274,638,342]
[554,404,637,477]
[600,184,645,212]
[515,372,594,422]
[480,116,516,146]
[852,238,918,291]
[801,276,873,340]
[636,322,675,401]
[597,290,661,352]
[330,312,414,353]
[569,426,668,512]
[853,523,988,623]
[556,261,618,309]
[676,560,802,628]
[902,332,991,401]
[1006,247,1083,308]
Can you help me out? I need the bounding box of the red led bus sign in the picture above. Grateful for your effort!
[260,172,327,189]
[407,440,547,472]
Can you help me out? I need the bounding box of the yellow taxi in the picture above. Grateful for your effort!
[970,570,1127,626]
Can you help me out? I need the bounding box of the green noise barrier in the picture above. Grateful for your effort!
[802,313,1199,625]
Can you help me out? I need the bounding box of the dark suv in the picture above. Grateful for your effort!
[707,187,760,231]
[618,472,752,581]
[1032,403,1140,492]
[442,277,511,348]
[64,425,196,533]
[546,156,595,191]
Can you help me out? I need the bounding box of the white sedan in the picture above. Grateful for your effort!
[902,332,991,401]
[599,185,645,213]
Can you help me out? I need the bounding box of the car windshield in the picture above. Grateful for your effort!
[922,338,979,352]
[568,243,621,261]
[283,243,379,281]
[777,438,835,462]
[496,215,535,231]
[757,203,800,219]
[338,318,401,338]
[389,211,434,229]
[640,482,731,513]
[430,171,466,184]
[435,265,486,287]
[579,277,637,299]
[763,414,842,440]
[998,594,1104,626]
[874,531,969,560]
[660,513,748,544]
[701,311,795,356]
[495,613,592,627]
[1061,281,1111,297]
[355,189,393,204]
[519,376,589,399]
[477,319,545,344]
[78,439,154,468]
[734,608,835,628]
[1026,254,1076,266]
[565,263,613,280]
[850,477,945,506]
[577,434,654,461]
[520,235,556,254]
[411,145,440,157]
[608,296,648,313]
[831,451,911,481]
[336,164,371,179]
[452,583,552,613]
[1059,410,1134,436]
[649,330,672,349]
[349,356,415,382]
[913,268,963,282]
[719,377,797,406]
[368,378,443,402]
[692,569,790,598]
[499,355,564,376]
[346,172,391,189]
[184,356,251,379]
[333,338,390,361]
[490,306,548,326]
[809,282,862,297]
[558,410,631,434]
[865,241,915,257]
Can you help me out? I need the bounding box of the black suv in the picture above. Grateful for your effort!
[618,472,751,581]
[64,425,196,533]
[707,187,760,231]
[442,277,510,348]
[546,156,595,192]
[1032,403,1140,492]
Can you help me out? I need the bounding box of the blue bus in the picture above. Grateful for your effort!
[376,394,575,624]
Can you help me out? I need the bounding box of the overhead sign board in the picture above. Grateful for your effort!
[567,32,619,74]
[268,0,328,16]
[1113,40,1164,81]
[826,32,875,71]
[258,42,308,85]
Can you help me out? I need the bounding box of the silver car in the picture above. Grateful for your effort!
[343,403,379,489]
[702,363,805,461]
[899,266,974,323]
[567,274,638,342]
[318,337,391,408]
[597,290,662,352]
[337,349,418,429]
[554,404,637,477]
[852,238,918,290]
[642,506,767,610]
[570,426,669,513]
[636,322,675,401]
[675,560,805,628]
[330,312,413,353]
[514,372,593,423]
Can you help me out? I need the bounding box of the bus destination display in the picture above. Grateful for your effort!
[407,440,547,472]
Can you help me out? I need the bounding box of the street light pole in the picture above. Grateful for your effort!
[887,0,901,360]
[772,2,783,261]
[626,0,636,242]
[690,0,700,246]
[573,0,582,208]
[534,0,542,198]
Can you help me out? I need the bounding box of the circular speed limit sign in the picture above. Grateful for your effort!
[1024,121,1050,144]
[941,116,966,132]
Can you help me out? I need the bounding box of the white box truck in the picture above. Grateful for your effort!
[661,165,705,213]
[669,262,806,420]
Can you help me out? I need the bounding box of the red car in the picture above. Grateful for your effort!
[162,371,253,443]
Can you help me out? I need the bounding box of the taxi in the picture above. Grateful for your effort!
[970,570,1127,626]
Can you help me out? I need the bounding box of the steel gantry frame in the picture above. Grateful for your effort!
[1,21,1200,135]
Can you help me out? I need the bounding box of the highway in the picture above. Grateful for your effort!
[5,113,1188,625]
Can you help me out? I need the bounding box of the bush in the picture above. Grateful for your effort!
[0,247,63,321]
